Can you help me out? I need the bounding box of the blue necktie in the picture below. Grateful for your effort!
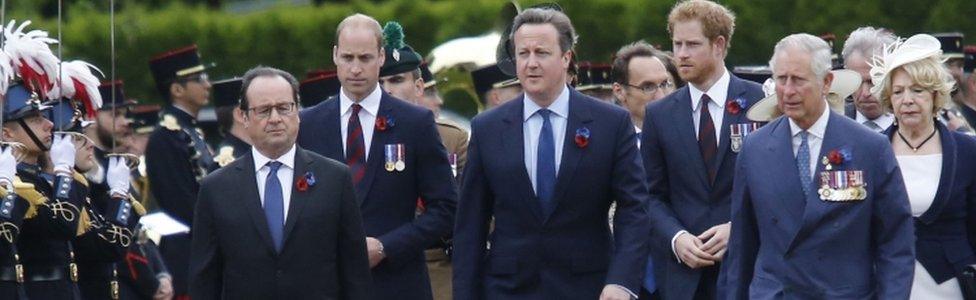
[264,161,285,252]
[536,109,556,217]
[796,131,812,195]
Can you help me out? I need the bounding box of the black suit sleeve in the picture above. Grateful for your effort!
[640,106,689,245]
[722,148,759,300]
[146,128,199,225]
[606,110,651,291]
[377,110,458,261]
[189,179,222,299]
[452,120,492,299]
[336,166,373,299]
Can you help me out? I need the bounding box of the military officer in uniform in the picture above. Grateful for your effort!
[471,63,521,110]
[576,62,616,103]
[91,80,135,180]
[145,44,214,298]
[211,78,250,168]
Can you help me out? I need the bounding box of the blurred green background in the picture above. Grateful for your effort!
[7,0,976,115]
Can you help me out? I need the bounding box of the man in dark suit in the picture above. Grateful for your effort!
[452,8,649,300]
[191,66,372,299]
[296,14,457,300]
[641,1,764,299]
[840,27,897,133]
[722,33,914,299]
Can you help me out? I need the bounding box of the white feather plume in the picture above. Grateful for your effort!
[2,20,60,91]
[0,50,15,95]
[49,60,104,110]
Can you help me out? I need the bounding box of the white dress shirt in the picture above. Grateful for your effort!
[856,111,895,133]
[253,145,296,221]
[688,68,731,143]
[789,104,831,179]
[339,84,383,162]
[523,86,570,194]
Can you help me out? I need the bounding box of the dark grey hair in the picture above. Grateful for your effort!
[239,66,300,110]
[510,8,578,53]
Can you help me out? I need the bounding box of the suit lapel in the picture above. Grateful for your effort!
[356,95,394,205]
[765,118,806,244]
[319,98,344,161]
[235,154,276,254]
[918,123,956,223]
[503,97,544,223]
[790,113,842,250]
[669,89,710,188]
[713,76,748,177]
[549,91,594,221]
[282,149,313,247]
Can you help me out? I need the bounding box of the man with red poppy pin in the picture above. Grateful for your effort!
[453,8,650,300]
[640,1,765,299]
[296,13,457,300]
[721,33,913,299]
[190,66,372,299]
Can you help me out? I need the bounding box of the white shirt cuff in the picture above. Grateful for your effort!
[606,284,638,299]
[671,230,689,263]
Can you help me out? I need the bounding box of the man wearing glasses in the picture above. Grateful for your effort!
[611,41,684,144]
[190,66,372,299]
[145,44,214,298]
[640,1,765,299]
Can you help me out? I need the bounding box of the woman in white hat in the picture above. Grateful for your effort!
[872,33,976,300]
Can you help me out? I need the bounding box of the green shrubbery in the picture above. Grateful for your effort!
[6,0,975,105]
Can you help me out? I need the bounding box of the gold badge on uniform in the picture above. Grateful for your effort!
[818,170,867,201]
[730,122,762,153]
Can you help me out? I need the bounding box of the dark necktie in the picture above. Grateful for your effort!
[536,109,556,217]
[264,161,284,252]
[346,104,367,188]
[698,95,718,183]
[796,131,812,195]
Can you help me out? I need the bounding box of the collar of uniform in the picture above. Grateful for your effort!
[252,144,297,173]
[339,83,382,118]
[689,67,731,110]
[855,110,895,129]
[789,103,830,140]
[523,85,570,122]
[166,105,197,125]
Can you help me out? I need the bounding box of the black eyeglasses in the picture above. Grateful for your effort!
[246,102,297,119]
[623,80,674,94]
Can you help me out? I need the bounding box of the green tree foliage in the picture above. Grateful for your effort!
[3,0,974,104]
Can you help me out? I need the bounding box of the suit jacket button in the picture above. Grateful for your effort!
[276,270,283,277]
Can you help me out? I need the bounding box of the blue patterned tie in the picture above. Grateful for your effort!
[796,131,812,195]
[264,161,285,252]
[536,109,556,217]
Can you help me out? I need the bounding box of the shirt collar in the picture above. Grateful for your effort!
[689,67,731,110]
[789,103,831,140]
[855,110,895,128]
[523,85,570,122]
[252,144,297,173]
[339,83,383,117]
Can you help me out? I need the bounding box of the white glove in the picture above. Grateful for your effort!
[107,157,130,197]
[49,133,76,175]
[0,146,16,188]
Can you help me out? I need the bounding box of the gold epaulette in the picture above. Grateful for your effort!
[13,179,47,219]
[214,146,236,167]
[160,115,181,131]
[128,194,147,216]
[72,171,89,188]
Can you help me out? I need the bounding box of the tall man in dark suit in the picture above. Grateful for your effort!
[641,1,764,299]
[297,14,457,300]
[191,67,372,299]
[722,33,914,299]
[452,8,649,300]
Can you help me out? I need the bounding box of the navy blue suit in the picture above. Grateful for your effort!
[641,74,763,299]
[884,122,976,284]
[297,92,457,300]
[723,112,915,299]
[453,90,650,299]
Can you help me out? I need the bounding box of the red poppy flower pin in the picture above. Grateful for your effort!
[726,97,747,115]
[296,171,316,192]
[575,127,591,148]
[375,115,395,131]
